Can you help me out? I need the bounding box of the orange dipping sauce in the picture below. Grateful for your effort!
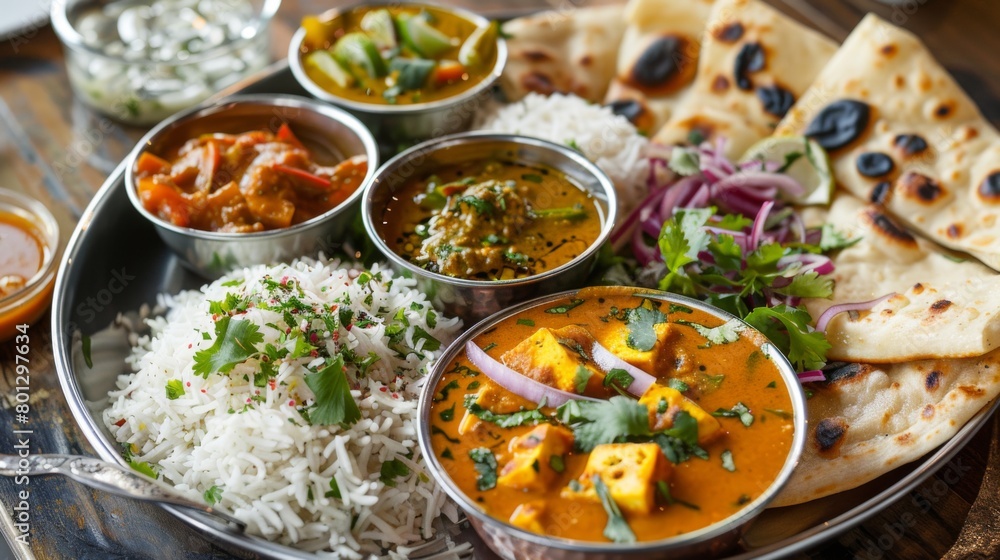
[0,208,56,341]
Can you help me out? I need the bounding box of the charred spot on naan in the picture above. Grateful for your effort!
[933,100,956,119]
[733,42,766,91]
[822,362,874,385]
[804,99,872,152]
[712,75,731,93]
[626,35,697,96]
[519,71,557,96]
[925,370,941,391]
[895,171,947,205]
[976,171,1000,203]
[855,152,895,178]
[946,223,963,238]
[880,43,898,57]
[757,85,796,118]
[814,417,849,455]
[870,181,892,205]
[713,21,744,43]
[929,299,952,313]
[859,207,919,249]
[892,133,929,158]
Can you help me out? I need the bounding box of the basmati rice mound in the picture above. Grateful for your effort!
[103,258,463,558]
[475,92,651,215]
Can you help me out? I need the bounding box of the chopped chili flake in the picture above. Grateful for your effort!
[288,400,295,406]
[186,382,191,387]
[114,418,126,427]
[379,386,388,392]
[201,389,207,393]
[246,397,252,403]
[392,393,399,399]
[269,379,277,390]
[187,343,192,349]
[310,349,319,358]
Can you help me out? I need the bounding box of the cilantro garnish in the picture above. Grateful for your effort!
[593,475,636,544]
[379,458,411,487]
[603,368,635,392]
[521,173,543,183]
[464,395,549,428]
[469,448,498,491]
[203,485,223,505]
[165,379,185,400]
[439,403,456,422]
[192,317,264,378]
[304,355,361,426]
[676,318,745,347]
[549,454,565,473]
[712,402,754,427]
[516,318,535,327]
[326,477,342,499]
[545,299,585,315]
[666,378,689,393]
[624,305,667,351]
[82,335,93,368]
[130,460,157,479]
[743,305,830,371]
[455,195,495,216]
[573,365,593,394]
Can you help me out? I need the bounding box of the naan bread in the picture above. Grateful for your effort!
[499,5,627,103]
[777,14,1000,271]
[652,0,837,158]
[772,352,1000,506]
[804,195,1000,363]
[603,0,716,134]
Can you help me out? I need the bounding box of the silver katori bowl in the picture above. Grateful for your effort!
[125,94,379,279]
[362,132,618,323]
[416,289,808,560]
[288,1,506,146]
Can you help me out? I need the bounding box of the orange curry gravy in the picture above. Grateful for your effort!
[428,287,795,543]
[0,211,46,298]
[134,124,367,233]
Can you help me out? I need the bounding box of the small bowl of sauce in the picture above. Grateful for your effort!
[0,189,59,341]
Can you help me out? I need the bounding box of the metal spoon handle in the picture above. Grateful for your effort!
[0,453,245,532]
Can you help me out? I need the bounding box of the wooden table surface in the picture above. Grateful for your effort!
[1,0,999,558]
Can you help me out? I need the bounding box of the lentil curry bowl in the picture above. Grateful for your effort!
[419,287,805,554]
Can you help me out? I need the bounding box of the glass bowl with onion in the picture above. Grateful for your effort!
[288,1,506,145]
[124,94,379,279]
[0,189,60,342]
[417,286,807,560]
[362,132,617,323]
[51,0,280,126]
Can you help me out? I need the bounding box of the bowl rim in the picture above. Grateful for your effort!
[416,287,809,553]
[0,187,60,311]
[50,0,282,65]
[123,93,380,241]
[361,131,619,288]
[287,0,507,115]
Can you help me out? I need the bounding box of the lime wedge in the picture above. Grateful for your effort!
[740,136,833,206]
[304,50,354,89]
[458,21,498,68]
[332,32,387,79]
[398,12,455,58]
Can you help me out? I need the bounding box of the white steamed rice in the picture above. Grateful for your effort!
[476,92,651,215]
[103,258,463,558]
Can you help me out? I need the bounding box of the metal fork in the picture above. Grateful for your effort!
[0,453,246,533]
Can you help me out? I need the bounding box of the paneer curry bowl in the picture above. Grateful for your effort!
[417,287,806,559]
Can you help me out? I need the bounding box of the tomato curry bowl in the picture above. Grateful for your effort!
[417,287,806,559]
[125,95,379,279]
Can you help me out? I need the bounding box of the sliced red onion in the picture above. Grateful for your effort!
[646,142,673,162]
[640,212,664,238]
[687,184,711,209]
[611,184,669,245]
[465,341,599,407]
[815,292,897,333]
[714,171,804,198]
[748,201,774,249]
[658,175,702,217]
[631,225,660,266]
[589,340,657,396]
[797,370,826,383]
[777,253,834,276]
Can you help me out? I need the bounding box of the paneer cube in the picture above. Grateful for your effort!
[497,424,574,492]
[562,443,671,515]
[458,380,536,435]
[509,501,546,534]
[639,384,723,446]
[603,321,681,376]
[501,327,612,398]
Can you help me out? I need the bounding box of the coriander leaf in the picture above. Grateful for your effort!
[666,378,689,392]
[326,477,342,499]
[469,448,498,491]
[521,173,543,183]
[603,368,635,391]
[574,365,593,394]
[712,402,754,427]
[203,485,223,505]
[465,395,549,428]
[676,318,745,347]
[380,458,411,487]
[819,224,861,251]
[82,335,93,368]
[304,354,361,426]
[455,195,494,216]
[668,146,700,176]
[192,317,264,378]
[516,318,535,327]
[557,396,652,452]
[593,475,636,544]
[743,305,830,371]
[775,271,834,299]
[439,403,456,422]
[765,408,792,419]
[549,454,565,473]
[652,411,707,464]
[721,450,736,472]
[413,325,441,351]
[545,299,585,315]
[625,306,667,351]
[165,379,185,400]
[130,460,157,479]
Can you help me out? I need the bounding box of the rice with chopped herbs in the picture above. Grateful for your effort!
[103,258,463,557]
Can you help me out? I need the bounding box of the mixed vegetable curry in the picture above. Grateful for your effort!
[429,287,796,543]
[300,5,498,105]
[134,124,367,233]
[383,159,603,281]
